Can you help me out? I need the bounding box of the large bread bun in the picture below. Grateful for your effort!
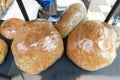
[0,39,8,64]
[11,19,64,74]
[0,18,25,39]
[67,20,120,71]
[55,3,87,38]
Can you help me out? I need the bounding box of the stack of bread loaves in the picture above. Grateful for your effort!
[55,2,120,71]
[0,2,120,74]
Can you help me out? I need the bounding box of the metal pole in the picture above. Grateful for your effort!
[16,0,29,21]
[81,0,91,10]
[104,0,120,23]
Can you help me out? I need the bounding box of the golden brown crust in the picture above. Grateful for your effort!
[12,19,64,74]
[0,18,26,39]
[0,0,13,14]
[5,0,13,8]
[0,0,13,7]
[0,39,8,64]
[102,22,120,48]
[55,3,87,38]
[67,20,118,71]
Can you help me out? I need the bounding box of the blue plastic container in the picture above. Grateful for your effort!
[40,0,55,7]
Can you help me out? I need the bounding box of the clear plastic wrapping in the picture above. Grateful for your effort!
[0,0,14,18]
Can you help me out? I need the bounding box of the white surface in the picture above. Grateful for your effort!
[87,11,105,21]
[12,73,42,80]
[105,0,116,6]
[77,75,120,80]
[2,0,42,20]
[56,0,81,11]
[99,5,111,12]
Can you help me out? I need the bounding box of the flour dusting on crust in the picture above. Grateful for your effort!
[42,36,56,52]
[30,42,39,47]
[17,42,28,51]
[51,32,58,40]
[42,32,58,51]
[7,30,16,34]
[76,38,94,53]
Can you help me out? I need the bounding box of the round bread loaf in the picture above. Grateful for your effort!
[55,3,87,38]
[0,39,8,64]
[1,18,25,39]
[11,19,64,74]
[67,20,120,71]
